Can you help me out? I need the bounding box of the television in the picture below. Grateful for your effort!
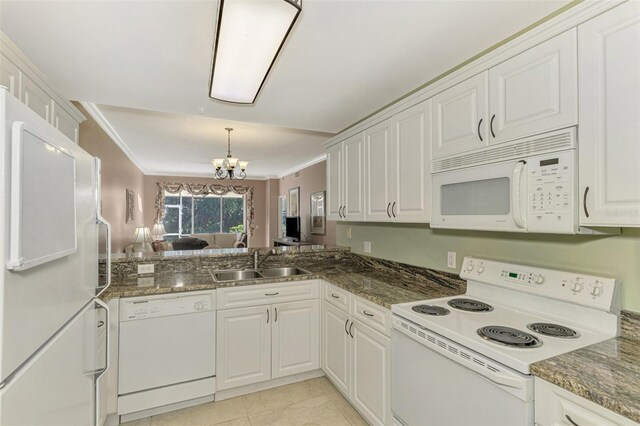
[285,216,301,241]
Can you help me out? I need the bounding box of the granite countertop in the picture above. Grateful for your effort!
[101,256,465,309]
[530,311,640,423]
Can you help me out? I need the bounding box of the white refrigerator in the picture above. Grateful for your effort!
[0,87,111,425]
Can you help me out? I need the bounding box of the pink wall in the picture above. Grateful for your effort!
[279,160,336,245]
[75,103,146,253]
[142,175,269,248]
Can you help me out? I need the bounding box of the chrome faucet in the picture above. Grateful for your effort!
[253,248,277,269]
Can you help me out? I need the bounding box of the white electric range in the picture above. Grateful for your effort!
[390,257,620,426]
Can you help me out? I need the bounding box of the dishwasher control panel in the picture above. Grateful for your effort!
[120,290,216,321]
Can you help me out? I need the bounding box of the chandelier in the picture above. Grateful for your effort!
[212,128,248,180]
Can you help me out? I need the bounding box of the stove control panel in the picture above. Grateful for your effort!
[461,257,618,312]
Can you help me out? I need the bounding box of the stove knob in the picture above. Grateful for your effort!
[590,285,603,297]
[476,264,485,273]
[570,279,583,294]
[194,301,205,311]
[465,263,474,272]
[534,275,545,285]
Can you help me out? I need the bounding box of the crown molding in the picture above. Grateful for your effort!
[322,0,627,148]
[80,102,149,173]
[277,154,327,179]
[143,169,270,181]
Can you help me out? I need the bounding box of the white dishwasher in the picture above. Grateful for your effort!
[118,290,216,421]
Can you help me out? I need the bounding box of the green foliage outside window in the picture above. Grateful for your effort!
[163,193,245,235]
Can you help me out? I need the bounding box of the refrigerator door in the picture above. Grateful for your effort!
[0,90,100,382]
[0,300,108,425]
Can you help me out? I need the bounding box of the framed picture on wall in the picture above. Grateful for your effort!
[288,187,300,217]
[310,191,325,235]
[126,188,135,223]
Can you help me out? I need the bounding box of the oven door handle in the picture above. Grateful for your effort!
[511,160,527,229]
[478,369,527,390]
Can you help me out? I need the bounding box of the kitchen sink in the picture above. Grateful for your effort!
[212,269,264,282]
[258,266,312,278]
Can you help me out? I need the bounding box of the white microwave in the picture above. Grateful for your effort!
[431,130,577,234]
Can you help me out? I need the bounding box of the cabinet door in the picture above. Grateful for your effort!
[489,29,577,144]
[53,102,79,143]
[272,300,320,379]
[350,321,391,426]
[431,71,488,159]
[344,132,365,221]
[0,54,21,100]
[393,100,431,223]
[326,142,343,221]
[365,119,394,222]
[578,2,640,227]
[216,306,271,390]
[21,74,52,123]
[321,302,351,395]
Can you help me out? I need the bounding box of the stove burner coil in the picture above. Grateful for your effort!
[447,298,494,312]
[527,323,579,339]
[411,305,450,316]
[477,325,543,348]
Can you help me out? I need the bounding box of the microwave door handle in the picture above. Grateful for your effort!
[512,160,527,229]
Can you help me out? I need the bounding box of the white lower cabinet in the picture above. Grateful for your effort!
[216,306,271,390]
[216,281,321,391]
[322,282,392,426]
[535,378,636,426]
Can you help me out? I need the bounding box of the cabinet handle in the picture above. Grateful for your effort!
[342,206,346,218]
[275,307,278,322]
[391,202,396,218]
[266,308,269,323]
[490,114,496,138]
[583,186,590,218]
[349,321,354,338]
[386,202,391,218]
[565,415,580,426]
[478,118,483,142]
[363,310,374,317]
[345,319,350,335]
[265,292,279,296]
[338,206,342,218]
[97,320,105,328]
[331,294,340,299]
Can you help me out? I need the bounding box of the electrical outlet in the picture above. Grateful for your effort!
[138,264,155,275]
[447,252,456,269]
[363,241,372,254]
[347,227,352,239]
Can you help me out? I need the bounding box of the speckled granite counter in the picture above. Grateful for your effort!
[530,311,640,423]
[101,248,466,309]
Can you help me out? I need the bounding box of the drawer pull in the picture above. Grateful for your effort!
[363,310,374,317]
[265,292,280,296]
[565,415,579,426]
[331,294,340,299]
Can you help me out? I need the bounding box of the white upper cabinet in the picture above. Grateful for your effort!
[365,119,394,222]
[343,133,365,221]
[431,72,489,159]
[393,100,431,223]
[578,2,640,227]
[21,74,52,123]
[326,142,343,221]
[0,54,21,100]
[488,29,577,144]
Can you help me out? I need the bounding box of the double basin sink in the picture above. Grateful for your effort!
[211,266,313,283]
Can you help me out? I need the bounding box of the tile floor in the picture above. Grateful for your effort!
[121,377,368,426]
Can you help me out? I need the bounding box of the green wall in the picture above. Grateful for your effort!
[337,223,640,312]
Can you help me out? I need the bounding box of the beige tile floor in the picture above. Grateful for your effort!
[121,377,368,426]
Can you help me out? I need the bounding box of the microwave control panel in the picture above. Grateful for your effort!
[527,151,575,233]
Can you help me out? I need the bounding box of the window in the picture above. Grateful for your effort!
[163,191,245,239]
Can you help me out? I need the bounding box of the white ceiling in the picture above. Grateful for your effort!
[0,0,570,178]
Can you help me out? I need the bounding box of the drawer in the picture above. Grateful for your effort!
[217,280,320,310]
[351,295,391,336]
[323,282,350,311]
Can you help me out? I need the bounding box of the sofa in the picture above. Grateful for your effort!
[191,233,247,249]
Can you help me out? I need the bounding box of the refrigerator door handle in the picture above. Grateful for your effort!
[94,299,109,426]
[96,215,111,295]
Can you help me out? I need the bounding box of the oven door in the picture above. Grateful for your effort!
[391,326,534,426]
[431,159,528,232]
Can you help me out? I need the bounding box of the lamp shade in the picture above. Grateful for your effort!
[209,0,302,104]
[132,227,153,244]
[151,223,167,240]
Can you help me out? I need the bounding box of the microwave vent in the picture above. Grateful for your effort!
[432,128,575,173]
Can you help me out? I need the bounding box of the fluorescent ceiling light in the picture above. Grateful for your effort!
[209,0,302,104]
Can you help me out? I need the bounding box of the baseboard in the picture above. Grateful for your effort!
[215,369,325,401]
